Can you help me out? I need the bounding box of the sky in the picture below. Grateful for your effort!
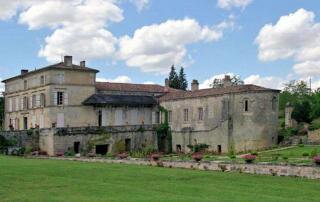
[1,0,320,92]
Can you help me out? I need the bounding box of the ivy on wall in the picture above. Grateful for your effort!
[156,106,172,153]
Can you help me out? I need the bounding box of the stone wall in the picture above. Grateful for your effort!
[36,157,320,180]
[0,130,38,149]
[39,125,158,156]
[308,129,320,144]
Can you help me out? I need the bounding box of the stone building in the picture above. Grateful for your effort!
[1,56,280,155]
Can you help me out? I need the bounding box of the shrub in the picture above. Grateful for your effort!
[302,152,309,157]
[187,144,209,153]
[298,144,304,147]
[64,150,75,157]
[309,118,320,131]
[229,155,236,159]
[251,151,258,156]
[311,148,318,158]
[282,156,289,161]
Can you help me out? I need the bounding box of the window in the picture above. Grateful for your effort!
[244,99,249,112]
[156,112,160,123]
[272,96,277,111]
[198,107,203,121]
[57,73,64,84]
[57,92,64,105]
[40,75,45,85]
[32,95,36,108]
[24,80,27,90]
[23,117,28,130]
[23,96,28,110]
[183,108,189,122]
[40,93,46,107]
[168,110,172,123]
[98,110,102,127]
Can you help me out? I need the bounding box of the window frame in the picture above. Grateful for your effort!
[198,107,203,121]
[57,92,64,105]
[183,108,189,122]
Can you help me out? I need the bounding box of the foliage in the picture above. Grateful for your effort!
[64,150,75,157]
[278,127,298,141]
[310,148,318,158]
[302,152,309,157]
[187,144,209,153]
[178,67,188,90]
[168,65,188,90]
[114,140,125,153]
[129,146,156,158]
[87,133,111,152]
[156,106,172,153]
[0,97,3,130]
[292,100,311,123]
[309,118,320,131]
[210,75,244,88]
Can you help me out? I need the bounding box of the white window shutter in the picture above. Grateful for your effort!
[64,92,68,105]
[53,91,57,105]
[36,94,40,107]
[21,97,24,110]
[8,98,12,112]
[29,96,32,109]
[16,97,19,111]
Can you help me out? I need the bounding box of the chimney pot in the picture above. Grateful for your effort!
[223,75,232,87]
[165,78,169,87]
[64,56,72,67]
[21,69,28,75]
[191,79,199,91]
[80,61,85,67]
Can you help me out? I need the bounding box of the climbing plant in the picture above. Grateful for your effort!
[155,106,172,153]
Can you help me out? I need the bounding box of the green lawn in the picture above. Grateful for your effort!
[0,156,320,201]
[260,145,320,158]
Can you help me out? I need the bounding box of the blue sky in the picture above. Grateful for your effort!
[1,0,320,90]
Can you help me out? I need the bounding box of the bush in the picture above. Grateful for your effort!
[251,151,258,156]
[309,118,320,131]
[64,150,75,156]
[298,144,304,147]
[187,144,209,153]
[282,156,289,160]
[302,152,309,157]
[311,148,318,158]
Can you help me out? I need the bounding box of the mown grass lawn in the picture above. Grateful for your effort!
[260,145,320,158]
[0,156,319,202]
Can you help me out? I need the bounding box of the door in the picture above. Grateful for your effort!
[23,117,28,130]
[74,142,80,154]
[125,139,131,152]
[57,113,64,128]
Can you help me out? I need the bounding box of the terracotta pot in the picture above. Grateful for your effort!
[192,152,203,162]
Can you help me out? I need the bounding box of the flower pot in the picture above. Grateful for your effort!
[313,156,320,165]
[118,153,128,159]
[192,152,203,162]
[242,154,256,164]
[151,153,162,161]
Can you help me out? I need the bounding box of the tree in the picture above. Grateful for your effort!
[178,67,188,90]
[168,65,180,89]
[292,100,311,123]
[210,75,244,88]
[0,97,3,130]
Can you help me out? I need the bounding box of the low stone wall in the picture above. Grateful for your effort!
[0,130,38,149]
[34,157,320,180]
[308,129,320,144]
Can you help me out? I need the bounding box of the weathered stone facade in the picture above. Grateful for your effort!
[2,56,280,155]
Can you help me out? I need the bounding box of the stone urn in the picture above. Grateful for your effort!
[192,152,203,162]
[150,153,162,161]
[242,154,256,163]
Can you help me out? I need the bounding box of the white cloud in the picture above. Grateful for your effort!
[129,0,149,12]
[256,9,320,77]
[244,75,284,89]
[2,0,123,62]
[143,81,155,84]
[0,78,4,95]
[97,75,132,83]
[217,0,252,10]
[118,18,226,74]
[199,73,234,89]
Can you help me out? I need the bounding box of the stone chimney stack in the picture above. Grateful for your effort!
[165,78,169,87]
[191,79,199,91]
[64,56,72,67]
[80,61,86,67]
[223,75,232,87]
[21,69,28,75]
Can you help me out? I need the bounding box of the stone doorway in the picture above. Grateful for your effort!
[74,142,80,154]
[95,144,109,155]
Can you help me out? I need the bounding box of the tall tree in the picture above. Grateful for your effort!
[168,65,179,89]
[178,67,188,90]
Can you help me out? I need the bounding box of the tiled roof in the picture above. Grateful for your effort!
[2,62,99,83]
[95,82,182,93]
[83,94,157,107]
[159,84,280,101]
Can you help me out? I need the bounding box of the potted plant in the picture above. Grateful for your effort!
[242,154,256,163]
[192,152,203,162]
[118,152,129,159]
[313,156,320,165]
[150,153,162,161]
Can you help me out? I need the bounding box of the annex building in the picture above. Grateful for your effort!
[2,56,280,155]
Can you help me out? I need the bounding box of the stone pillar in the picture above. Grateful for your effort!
[285,102,294,128]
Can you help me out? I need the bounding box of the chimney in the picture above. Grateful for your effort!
[64,56,72,67]
[223,75,232,87]
[165,78,169,87]
[191,79,199,91]
[80,61,86,67]
[21,69,28,75]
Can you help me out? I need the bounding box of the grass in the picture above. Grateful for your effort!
[259,145,320,158]
[0,156,320,201]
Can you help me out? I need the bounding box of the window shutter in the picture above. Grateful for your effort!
[29,96,32,109]
[21,97,24,110]
[36,94,40,107]
[53,91,57,105]
[152,111,156,124]
[16,97,19,111]
[8,98,12,112]
[64,92,68,105]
